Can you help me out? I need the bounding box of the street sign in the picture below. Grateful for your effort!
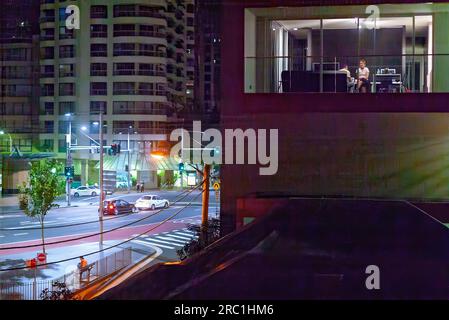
[213,182,220,191]
[37,253,46,263]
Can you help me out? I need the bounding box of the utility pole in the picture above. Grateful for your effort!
[66,119,72,207]
[127,126,131,193]
[99,111,104,246]
[201,164,211,240]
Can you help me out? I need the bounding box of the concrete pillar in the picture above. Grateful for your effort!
[433,12,449,92]
[81,159,88,185]
[1,158,30,195]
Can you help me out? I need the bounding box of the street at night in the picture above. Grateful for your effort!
[4,0,449,316]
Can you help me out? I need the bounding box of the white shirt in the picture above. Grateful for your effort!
[358,67,370,80]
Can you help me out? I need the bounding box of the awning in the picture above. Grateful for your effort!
[95,153,179,172]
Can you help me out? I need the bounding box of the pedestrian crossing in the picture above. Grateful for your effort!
[132,228,198,250]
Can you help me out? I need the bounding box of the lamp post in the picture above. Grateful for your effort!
[64,113,72,207]
[127,126,132,193]
[98,111,104,247]
[0,130,13,154]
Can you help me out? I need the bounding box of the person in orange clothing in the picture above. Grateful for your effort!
[78,256,87,269]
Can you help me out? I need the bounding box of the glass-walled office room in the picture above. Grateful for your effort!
[244,3,449,93]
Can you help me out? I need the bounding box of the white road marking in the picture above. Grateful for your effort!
[144,238,181,247]
[13,233,28,236]
[169,234,194,241]
[176,231,197,237]
[155,236,187,245]
[134,239,175,250]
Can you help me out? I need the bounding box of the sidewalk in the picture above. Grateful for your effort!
[0,240,155,283]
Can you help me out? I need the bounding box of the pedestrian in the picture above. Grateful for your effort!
[140,181,145,193]
[78,256,87,270]
[136,182,140,193]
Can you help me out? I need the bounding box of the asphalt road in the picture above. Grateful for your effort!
[0,189,220,269]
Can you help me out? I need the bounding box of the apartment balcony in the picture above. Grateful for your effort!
[245,54,446,94]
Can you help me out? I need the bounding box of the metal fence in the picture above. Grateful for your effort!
[0,247,132,300]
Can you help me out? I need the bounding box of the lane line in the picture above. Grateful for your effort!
[13,233,28,236]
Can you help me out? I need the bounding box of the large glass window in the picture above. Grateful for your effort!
[244,4,437,93]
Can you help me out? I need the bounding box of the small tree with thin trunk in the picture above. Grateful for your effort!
[18,160,64,254]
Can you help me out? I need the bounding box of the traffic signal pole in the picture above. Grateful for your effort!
[99,111,104,247]
[201,164,211,239]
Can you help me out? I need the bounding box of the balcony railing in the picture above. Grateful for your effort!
[113,30,165,38]
[113,50,166,57]
[113,69,166,76]
[245,54,449,94]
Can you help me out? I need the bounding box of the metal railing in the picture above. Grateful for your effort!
[0,247,132,300]
[245,54,449,94]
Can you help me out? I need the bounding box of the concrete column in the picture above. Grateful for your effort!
[433,12,449,92]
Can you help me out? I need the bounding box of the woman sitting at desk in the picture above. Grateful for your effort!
[357,58,370,93]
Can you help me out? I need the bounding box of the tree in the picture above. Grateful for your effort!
[18,160,64,254]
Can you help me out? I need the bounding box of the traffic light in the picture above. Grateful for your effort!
[109,144,120,155]
[64,166,74,178]
[178,162,185,172]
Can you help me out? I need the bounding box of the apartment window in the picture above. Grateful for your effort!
[113,121,134,134]
[59,83,75,96]
[187,4,194,13]
[90,101,107,114]
[113,24,135,37]
[41,84,54,96]
[156,83,166,96]
[113,43,135,56]
[138,83,152,95]
[91,63,107,76]
[113,5,136,17]
[43,102,54,115]
[91,24,108,38]
[59,64,75,77]
[59,7,70,23]
[91,5,107,19]
[113,63,134,75]
[44,121,54,134]
[41,28,54,41]
[90,82,107,95]
[113,101,166,115]
[91,43,107,57]
[41,65,54,78]
[40,139,54,152]
[113,82,135,95]
[113,4,162,18]
[41,9,55,22]
[58,139,67,152]
[59,45,75,58]
[59,26,74,39]
[40,47,54,59]
[187,17,194,27]
[59,101,75,115]
[139,5,162,18]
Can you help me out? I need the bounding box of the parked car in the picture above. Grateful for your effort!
[101,199,137,215]
[135,195,170,211]
[71,186,100,197]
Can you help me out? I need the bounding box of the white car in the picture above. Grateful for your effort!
[71,186,100,197]
[135,195,169,211]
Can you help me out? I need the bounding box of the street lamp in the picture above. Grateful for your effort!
[64,113,73,207]
[0,130,13,154]
[127,126,132,193]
